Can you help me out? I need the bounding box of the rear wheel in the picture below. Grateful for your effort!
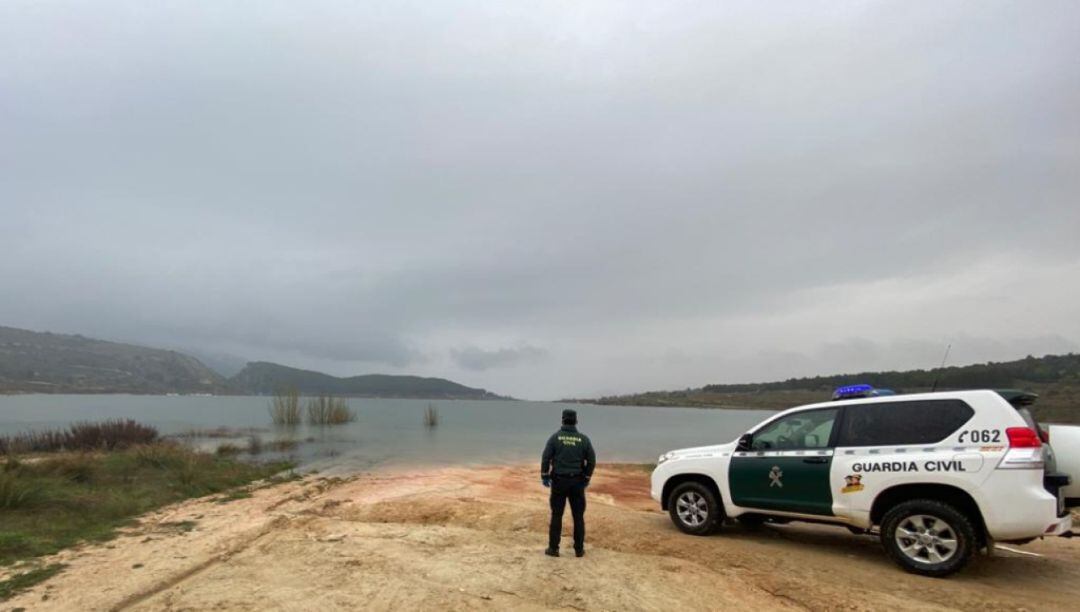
[668,482,722,535]
[880,499,976,577]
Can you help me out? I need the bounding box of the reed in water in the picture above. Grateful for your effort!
[268,388,302,426]
[424,404,439,428]
[306,395,356,425]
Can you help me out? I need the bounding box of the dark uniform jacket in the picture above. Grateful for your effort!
[541,425,596,480]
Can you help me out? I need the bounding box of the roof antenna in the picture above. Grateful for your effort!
[930,343,951,392]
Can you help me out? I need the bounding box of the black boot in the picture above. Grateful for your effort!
[575,548,585,558]
[545,548,559,557]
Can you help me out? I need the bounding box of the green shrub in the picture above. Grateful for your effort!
[38,454,99,483]
[0,474,40,510]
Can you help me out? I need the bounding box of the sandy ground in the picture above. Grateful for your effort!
[4,463,1080,611]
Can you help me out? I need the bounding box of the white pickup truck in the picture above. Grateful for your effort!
[651,388,1077,576]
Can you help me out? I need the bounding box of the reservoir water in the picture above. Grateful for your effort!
[0,395,775,473]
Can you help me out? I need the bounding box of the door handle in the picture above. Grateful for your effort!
[802,457,829,464]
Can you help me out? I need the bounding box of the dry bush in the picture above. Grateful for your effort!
[306,395,356,425]
[269,387,302,425]
[0,420,158,454]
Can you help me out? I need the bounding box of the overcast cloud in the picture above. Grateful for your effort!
[2,1,1078,398]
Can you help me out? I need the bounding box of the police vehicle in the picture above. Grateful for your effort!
[650,386,1076,576]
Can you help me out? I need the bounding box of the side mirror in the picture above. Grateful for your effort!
[736,433,753,451]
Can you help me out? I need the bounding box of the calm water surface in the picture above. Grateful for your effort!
[0,396,774,473]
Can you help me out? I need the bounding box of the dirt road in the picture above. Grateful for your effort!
[5,464,1079,611]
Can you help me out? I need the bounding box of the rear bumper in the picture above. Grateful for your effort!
[1045,513,1073,537]
[982,471,1068,540]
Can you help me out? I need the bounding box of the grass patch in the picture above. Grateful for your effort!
[0,563,66,600]
[0,443,291,570]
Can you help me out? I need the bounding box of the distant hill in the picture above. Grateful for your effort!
[0,326,225,394]
[0,325,507,399]
[696,353,1080,394]
[228,361,505,399]
[574,353,1080,424]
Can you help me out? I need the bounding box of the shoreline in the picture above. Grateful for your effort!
[4,462,1079,610]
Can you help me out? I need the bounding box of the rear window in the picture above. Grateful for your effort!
[837,399,974,447]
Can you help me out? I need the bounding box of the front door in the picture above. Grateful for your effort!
[729,407,839,516]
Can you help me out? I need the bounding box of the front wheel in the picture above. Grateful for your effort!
[880,499,977,577]
[668,482,722,535]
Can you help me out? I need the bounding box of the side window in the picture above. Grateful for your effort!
[751,408,838,451]
[837,400,974,447]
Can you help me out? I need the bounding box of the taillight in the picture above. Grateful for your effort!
[1007,427,1042,448]
[1039,429,1050,444]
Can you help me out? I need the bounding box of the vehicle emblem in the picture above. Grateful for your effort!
[841,474,864,494]
[768,465,783,488]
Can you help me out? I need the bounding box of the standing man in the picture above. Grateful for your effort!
[541,408,596,558]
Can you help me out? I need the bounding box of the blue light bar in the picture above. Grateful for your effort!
[833,384,875,400]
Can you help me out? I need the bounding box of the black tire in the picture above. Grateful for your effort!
[880,499,977,577]
[668,481,723,535]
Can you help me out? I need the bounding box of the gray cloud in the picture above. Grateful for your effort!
[451,345,548,371]
[2,1,1078,397]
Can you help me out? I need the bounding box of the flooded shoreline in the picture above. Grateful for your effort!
[0,395,772,472]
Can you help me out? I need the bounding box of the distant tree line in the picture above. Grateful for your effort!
[699,353,1080,394]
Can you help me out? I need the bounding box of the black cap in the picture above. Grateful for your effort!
[561,408,577,425]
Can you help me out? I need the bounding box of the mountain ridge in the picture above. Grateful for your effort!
[0,325,505,399]
[569,352,1080,423]
[228,361,505,399]
[0,325,225,394]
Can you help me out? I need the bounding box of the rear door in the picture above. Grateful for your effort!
[729,407,839,516]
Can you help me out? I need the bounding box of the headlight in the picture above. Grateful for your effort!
[657,451,676,464]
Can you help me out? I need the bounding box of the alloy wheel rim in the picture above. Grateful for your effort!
[676,491,708,527]
[894,514,959,565]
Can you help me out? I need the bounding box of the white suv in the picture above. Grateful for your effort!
[650,389,1075,576]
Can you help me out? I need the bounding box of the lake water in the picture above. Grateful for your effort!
[0,395,774,474]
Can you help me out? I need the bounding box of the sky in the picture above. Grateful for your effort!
[2,1,1079,399]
